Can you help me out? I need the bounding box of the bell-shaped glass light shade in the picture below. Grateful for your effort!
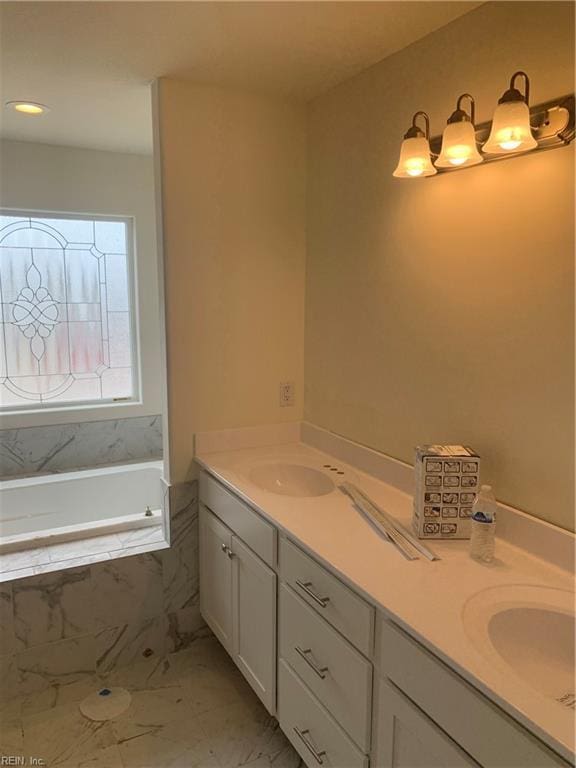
[483,100,537,154]
[435,121,483,168]
[393,136,436,178]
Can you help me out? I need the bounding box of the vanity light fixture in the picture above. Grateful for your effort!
[435,94,483,168]
[5,101,49,115]
[392,70,574,179]
[392,111,437,178]
[483,71,537,154]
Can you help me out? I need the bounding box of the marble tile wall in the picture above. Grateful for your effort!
[0,481,207,708]
[0,415,163,479]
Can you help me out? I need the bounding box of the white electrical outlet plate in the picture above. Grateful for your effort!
[279,381,295,407]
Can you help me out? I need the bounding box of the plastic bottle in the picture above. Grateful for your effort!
[469,485,497,563]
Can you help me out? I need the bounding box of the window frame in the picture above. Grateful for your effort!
[0,207,143,415]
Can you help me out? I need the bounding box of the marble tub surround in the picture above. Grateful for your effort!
[0,525,167,583]
[0,586,15,656]
[0,414,163,479]
[0,635,303,768]
[196,429,575,761]
[0,480,203,711]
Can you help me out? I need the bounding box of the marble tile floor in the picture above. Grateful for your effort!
[0,634,304,768]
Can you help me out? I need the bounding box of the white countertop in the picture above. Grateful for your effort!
[196,438,575,763]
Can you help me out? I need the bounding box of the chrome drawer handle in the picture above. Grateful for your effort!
[293,727,326,765]
[221,543,235,559]
[295,646,328,679]
[295,579,330,608]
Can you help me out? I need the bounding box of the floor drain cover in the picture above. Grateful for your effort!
[80,687,132,721]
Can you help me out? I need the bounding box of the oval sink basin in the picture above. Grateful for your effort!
[489,606,574,701]
[248,463,335,497]
[463,585,575,704]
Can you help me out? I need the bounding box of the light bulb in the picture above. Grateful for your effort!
[393,111,436,179]
[393,136,436,178]
[393,138,436,178]
[435,97,483,170]
[406,159,426,176]
[483,73,537,155]
[15,104,43,114]
[496,128,522,150]
[5,101,49,116]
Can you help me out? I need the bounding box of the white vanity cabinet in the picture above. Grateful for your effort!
[279,660,369,768]
[280,537,374,655]
[198,468,570,768]
[199,506,234,652]
[232,534,277,712]
[373,619,570,768]
[199,473,277,714]
[374,679,478,768]
[278,537,375,767]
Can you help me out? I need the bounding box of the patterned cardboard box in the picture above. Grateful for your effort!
[413,445,481,539]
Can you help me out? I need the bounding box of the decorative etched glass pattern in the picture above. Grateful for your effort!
[0,213,136,409]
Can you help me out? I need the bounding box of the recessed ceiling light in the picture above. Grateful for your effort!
[5,101,49,116]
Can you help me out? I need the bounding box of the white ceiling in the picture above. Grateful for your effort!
[0,1,481,155]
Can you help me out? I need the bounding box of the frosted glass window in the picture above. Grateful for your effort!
[0,212,138,410]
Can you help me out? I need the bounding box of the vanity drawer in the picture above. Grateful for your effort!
[279,584,372,751]
[280,537,374,655]
[200,471,276,567]
[278,659,368,768]
[377,618,569,768]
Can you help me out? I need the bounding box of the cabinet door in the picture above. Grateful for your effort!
[199,505,234,652]
[374,678,479,768]
[232,535,277,715]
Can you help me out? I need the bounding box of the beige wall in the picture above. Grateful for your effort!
[157,81,306,482]
[305,2,575,530]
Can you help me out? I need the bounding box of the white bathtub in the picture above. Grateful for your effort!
[0,461,164,554]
